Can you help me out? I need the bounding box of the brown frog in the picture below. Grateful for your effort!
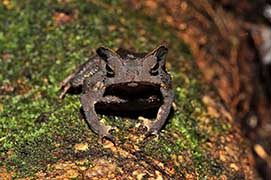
[60,46,174,140]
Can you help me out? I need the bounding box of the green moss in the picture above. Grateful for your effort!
[0,0,233,178]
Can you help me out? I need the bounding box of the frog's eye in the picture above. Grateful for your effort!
[106,64,114,77]
[150,63,159,76]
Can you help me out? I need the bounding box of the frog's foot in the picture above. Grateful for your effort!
[140,117,152,131]
[140,118,159,138]
[97,125,117,143]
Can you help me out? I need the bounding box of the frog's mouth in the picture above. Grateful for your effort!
[94,82,163,118]
[103,82,162,100]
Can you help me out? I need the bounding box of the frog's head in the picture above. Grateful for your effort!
[96,45,169,87]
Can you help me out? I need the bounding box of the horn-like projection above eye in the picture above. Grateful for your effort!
[96,47,123,78]
[153,46,168,61]
[143,46,169,76]
[96,47,117,61]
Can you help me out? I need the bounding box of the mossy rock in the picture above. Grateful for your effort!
[0,0,255,179]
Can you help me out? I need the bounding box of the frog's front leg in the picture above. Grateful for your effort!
[144,87,174,136]
[80,83,115,140]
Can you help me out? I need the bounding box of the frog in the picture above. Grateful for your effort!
[59,45,174,140]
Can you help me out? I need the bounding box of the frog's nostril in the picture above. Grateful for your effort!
[127,82,138,87]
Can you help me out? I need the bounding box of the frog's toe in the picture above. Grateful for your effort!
[144,129,159,140]
[59,83,71,99]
